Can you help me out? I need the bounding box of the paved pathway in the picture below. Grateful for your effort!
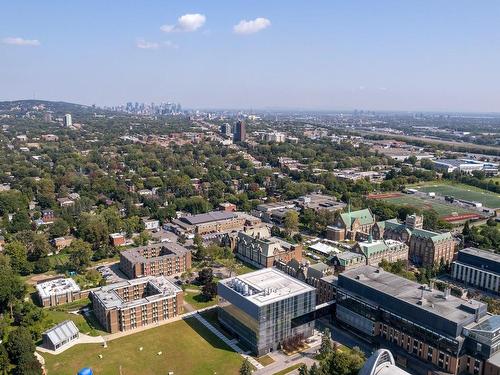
[36,333,105,355]
[192,312,264,370]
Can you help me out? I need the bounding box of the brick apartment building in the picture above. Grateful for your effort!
[119,243,191,279]
[91,276,183,333]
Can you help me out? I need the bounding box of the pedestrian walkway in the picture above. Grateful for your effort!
[192,312,264,370]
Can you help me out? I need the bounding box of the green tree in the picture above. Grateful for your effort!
[298,364,309,375]
[0,344,9,375]
[239,358,252,375]
[67,239,93,273]
[13,355,42,375]
[6,327,35,365]
[318,328,333,359]
[283,210,300,234]
[49,218,70,238]
[0,255,26,315]
[4,241,31,275]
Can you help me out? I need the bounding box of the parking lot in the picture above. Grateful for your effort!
[96,263,127,284]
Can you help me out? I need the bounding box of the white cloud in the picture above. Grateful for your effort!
[2,37,40,46]
[161,13,206,33]
[136,39,160,49]
[233,18,271,35]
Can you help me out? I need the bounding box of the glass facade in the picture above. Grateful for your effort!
[218,284,316,355]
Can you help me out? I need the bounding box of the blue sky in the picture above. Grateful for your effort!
[1,1,500,112]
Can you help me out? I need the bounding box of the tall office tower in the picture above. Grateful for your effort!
[220,123,232,136]
[233,120,246,142]
[63,113,72,127]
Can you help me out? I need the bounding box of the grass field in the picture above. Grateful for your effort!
[381,194,475,217]
[273,363,305,375]
[44,299,108,337]
[41,317,243,375]
[183,288,218,310]
[413,182,500,209]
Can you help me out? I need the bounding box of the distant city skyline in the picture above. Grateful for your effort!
[1,1,500,112]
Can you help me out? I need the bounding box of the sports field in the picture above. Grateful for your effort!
[370,193,477,217]
[41,317,243,375]
[414,183,500,209]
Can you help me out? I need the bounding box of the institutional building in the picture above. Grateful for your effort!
[119,242,191,279]
[327,208,375,241]
[235,227,302,268]
[336,265,500,375]
[359,349,411,375]
[91,276,183,333]
[451,247,500,295]
[373,214,455,267]
[354,237,409,266]
[218,268,316,356]
[36,277,83,307]
[174,211,257,236]
[432,159,498,175]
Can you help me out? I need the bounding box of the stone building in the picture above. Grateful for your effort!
[327,208,375,241]
[373,214,455,267]
[235,227,302,268]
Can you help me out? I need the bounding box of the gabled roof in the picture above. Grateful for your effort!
[340,208,374,228]
[43,320,79,346]
[411,228,452,242]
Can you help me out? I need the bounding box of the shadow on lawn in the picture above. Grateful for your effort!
[183,314,238,353]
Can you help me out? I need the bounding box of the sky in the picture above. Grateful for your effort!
[1,1,500,112]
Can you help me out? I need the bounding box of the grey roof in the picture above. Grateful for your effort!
[121,242,189,264]
[36,278,81,299]
[43,320,79,346]
[460,247,500,263]
[91,276,182,310]
[219,268,315,307]
[180,211,237,225]
[339,265,487,338]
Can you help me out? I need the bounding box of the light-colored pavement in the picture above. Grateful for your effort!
[36,333,105,355]
[253,332,322,375]
[192,312,264,370]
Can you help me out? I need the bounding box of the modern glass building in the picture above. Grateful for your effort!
[217,268,316,356]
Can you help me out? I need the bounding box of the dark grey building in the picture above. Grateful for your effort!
[233,120,246,142]
[218,268,316,356]
[451,247,500,294]
[336,265,499,375]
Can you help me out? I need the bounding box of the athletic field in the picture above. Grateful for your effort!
[414,183,500,209]
[368,193,480,220]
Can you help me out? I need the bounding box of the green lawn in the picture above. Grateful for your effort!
[412,182,500,209]
[44,299,108,337]
[41,318,243,375]
[183,288,218,310]
[382,194,475,216]
[273,363,305,375]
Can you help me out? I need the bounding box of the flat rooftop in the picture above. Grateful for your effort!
[459,247,500,263]
[180,211,237,225]
[121,242,189,264]
[36,278,81,299]
[340,265,486,326]
[92,276,181,310]
[220,268,315,307]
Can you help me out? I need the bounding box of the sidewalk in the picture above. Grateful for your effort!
[193,312,264,370]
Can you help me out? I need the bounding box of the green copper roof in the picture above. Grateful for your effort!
[411,228,453,242]
[340,208,374,227]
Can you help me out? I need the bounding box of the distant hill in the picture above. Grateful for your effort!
[0,99,113,116]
